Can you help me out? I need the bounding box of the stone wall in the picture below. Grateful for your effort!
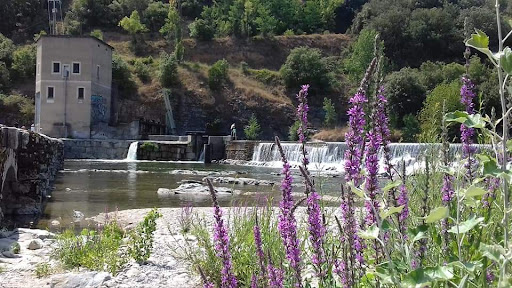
[136,141,196,161]
[225,140,259,161]
[63,139,134,159]
[0,126,64,223]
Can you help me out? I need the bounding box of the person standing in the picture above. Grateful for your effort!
[230,123,237,140]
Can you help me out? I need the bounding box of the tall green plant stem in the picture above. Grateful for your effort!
[495,0,509,251]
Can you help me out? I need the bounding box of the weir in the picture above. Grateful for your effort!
[247,142,485,173]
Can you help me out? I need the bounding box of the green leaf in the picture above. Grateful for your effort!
[347,182,365,199]
[379,205,404,220]
[464,185,487,197]
[425,206,449,223]
[448,215,484,234]
[403,269,432,288]
[466,30,495,63]
[358,225,379,240]
[425,266,454,281]
[480,243,506,263]
[445,111,486,128]
[507,139,512,153]
[501,47,512,75]
[382,181,401,192]
[447,261,482,273]
[458,275,469,288]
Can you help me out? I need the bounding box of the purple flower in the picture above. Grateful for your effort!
[251,274,258,288]
[207,180,238,288]
[275,137,302,287]
[334,259,350,287]
[267,264,284,288]
[204,283,215,288]
[397,184,409,237]
[483,178,500,208]
[460,76,477,180]
[253,220,266,277]
[364,130,381,227]
[486,268,495,283]
[306,190,326,274]
[296,85,310,169]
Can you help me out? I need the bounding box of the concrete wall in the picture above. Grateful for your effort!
[63,139,134,159]
[35,36,113,139]
[136,141,197,161]
[225,140,259,161]
[0,126,64,223]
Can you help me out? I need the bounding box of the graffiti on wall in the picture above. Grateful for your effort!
[91,95,107,124]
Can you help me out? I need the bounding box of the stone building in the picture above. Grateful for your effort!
[35,35,113,138]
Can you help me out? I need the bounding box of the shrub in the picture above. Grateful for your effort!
[143,1,168,32]
[0,94,34,126]
[140,141,159,152]
[189,19,215,41]
[34,262,52,278]
[11,45,36,81]
[208,59,229,90]
[128,208,161,263]
[244,114,261,140]
[283,29,295,36]
[159,52,179,87]
[0,62,10,93]
[401,113,420,142]
[322,97,337,128]
[343,28,381,83]
[90,29,104,40]
[175,41,185,63]
[53,221,129,275]
[280,47,331,90]
[288,120,300,141]
[112,54,137,98]
[247,69,281,85]
[133,60,151,83]
[240,61,249,74]
[418,81,463,142]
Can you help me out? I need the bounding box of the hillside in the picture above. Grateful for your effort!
[106,33,352,139]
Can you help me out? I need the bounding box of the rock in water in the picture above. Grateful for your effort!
[73,210,85,220]
[27,239,44,250]
[157,183,239,196]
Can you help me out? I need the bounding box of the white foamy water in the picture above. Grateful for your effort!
[248,142,487,175]
[126,141,138,161]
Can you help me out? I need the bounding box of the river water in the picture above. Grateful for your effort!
[33,159,343,229]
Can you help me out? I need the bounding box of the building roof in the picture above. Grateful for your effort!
[36,35,114,50]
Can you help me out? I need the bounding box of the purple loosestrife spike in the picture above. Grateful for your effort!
[251,274,258,288]
[253,215,266,277]
[364,129,381,227]
[296,85,311,169]
[460,76,477,181]
[207,179,238,288]
[267,264,284,288]
[397,184,409,237]
[275,136,303,287]
[299,166,326,276]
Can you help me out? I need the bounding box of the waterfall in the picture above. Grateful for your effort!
[126,142,138,161]
[199,147,205,162]
[249,142,487,174]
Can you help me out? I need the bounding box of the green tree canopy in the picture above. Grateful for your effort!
[119,11,148,35]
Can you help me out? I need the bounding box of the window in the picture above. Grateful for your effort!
[77,87,85,103]
[72,62,80,74]
[47,86,54,103]
[96,65,100,80]
[52,62,60,74]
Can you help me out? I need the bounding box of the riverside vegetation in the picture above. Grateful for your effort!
[178,4,512,288]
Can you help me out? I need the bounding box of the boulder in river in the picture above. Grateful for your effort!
[157,183,239,196]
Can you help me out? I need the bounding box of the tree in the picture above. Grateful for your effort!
[244,114,261,140]
[385,68,426,128]
[189,19,215,41]
[175,41,185,63]
[144,1,169,32]
[344,29,381,83]
[0,94,34,126]
[323,97,337,128]
[119,10,148,35]
[0,62,10,93]
[160,1,181,40]
[0,34,15,65]
[11,45,36,81]
[280,47,331,91]
[90,30,104,40]
[208,59,229,90]
[119,11,148,55]
[112,54,137,98]
[159,52,179,87]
